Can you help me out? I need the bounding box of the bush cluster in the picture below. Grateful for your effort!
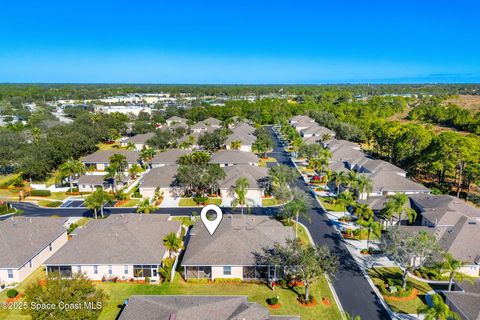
[30,190,51,196]
[6,289,18,298]
[214,278,241,283]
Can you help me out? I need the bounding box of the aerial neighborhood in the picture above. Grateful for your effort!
[1,86,479,320]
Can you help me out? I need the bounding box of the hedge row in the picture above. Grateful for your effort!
[30,190,51,196]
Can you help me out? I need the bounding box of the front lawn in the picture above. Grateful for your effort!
[115,199,141,207]
[262,197,279,207]
[293,222,311,246]
[368,267,433,314]
[96,272,342,320]
[38,200,63,207]
[179,198,222,207]
[318,197,345,212]
[0,173,20,186]
[259,157,277,167]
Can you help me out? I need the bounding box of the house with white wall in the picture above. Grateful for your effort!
[219,165,269,206]
[181,216,294,281]
[209,150,259,167]
[121,132,155,151]
[0,217,68,285]
[45,214,181,282]
[139,165,179,198]
[82,150,139,171]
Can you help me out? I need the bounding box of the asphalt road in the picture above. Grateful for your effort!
[266,126,390,320]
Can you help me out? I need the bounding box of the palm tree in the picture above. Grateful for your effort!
[136,198,156,214]
[381,193,416,227]
[328,171,347,194]
[358,218,381,248]
[347,171,359,190]
[139,147,156,168]
[84,188,113,219]
[334,191,355,214]
[230,140,241,150]
[308,157,329,177]
[58,159,85,192]
[126,141,136,151]
[232,177,249,216]
[128,163,143,179]
[438,253,471,291]
[354,175,373,199]
[420,294,460,320]
[163,232,184,259]
[105,153,128,193]
[354,204,374,222]
[280,190,310,237]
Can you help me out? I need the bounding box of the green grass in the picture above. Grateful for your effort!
[368,267,433,314]
[95,272,342,320]
[179,198,222,207]
[97,142,122,150]
[171,216,197,228]
[262,198,279,206]
[259,157,278,167]
[318,197,345,212]
[116,199,141,207]
[293,222,311,246]
[0,173,20,186]
[75,217,91,228]
[37,200,63,207]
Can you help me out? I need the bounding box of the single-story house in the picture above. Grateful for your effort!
[119,295,300,320]
[177,132,202,149]
[444,281,480,320]
[182,215,294,281]
[291,120,317,132]
[82,150,140,171]
[299,124,335,139]
[329,145,366,169]
[231,122,256,135]
[355,158,406,177]
[121,132,155,151]
[191,117,222,133]
[225,132,256,152]
[77,174,128,192]
[45,214,181,281]
[289,115,315,124]
[150,149,190,168]
[139,165,179,198]
[165,116,187,126]
[0,217,68,285]
[324,139,361,152]
[359,170,430,199]
[209,150,259,167]
[220,165,269,202]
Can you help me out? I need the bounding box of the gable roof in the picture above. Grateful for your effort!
[436,216,480,264]
[325,139,360,152]
[0,217,66,268]
[125,132,155,145]
[300,125,335,136]
[45,214,180,265]
[182,216,294,266]
[77,174,107,185]
[119,295,300,320]
[151,149,190,165]
[140,165,178,188]
[231,122,256,135]
[166,116,187,123]
[210,150,259,165]
[330,145,366,163]
[178,132,202,145]
[368,170,430,193]
[356,158,406,175]
[290,115,314,123]
[220,165,269,190]
[225,132,256,145]
[444,291,480,320]
[82,150,139,164]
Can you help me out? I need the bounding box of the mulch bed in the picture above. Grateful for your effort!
[268,303,282,310]
[6,293,22,303]
[384,288,418,302]
[297,298,317,307]
[322,298,331,305]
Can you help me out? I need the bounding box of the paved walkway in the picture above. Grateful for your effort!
[159,197,180,208]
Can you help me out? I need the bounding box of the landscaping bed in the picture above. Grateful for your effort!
[179,198,222,207]
[262,197,279,207]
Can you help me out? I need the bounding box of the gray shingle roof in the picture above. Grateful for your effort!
[45,214,181,265]
[125,132,155,144]
[77,174,107,185]
[210,150,259,165]
[225,132,256,145]
[151,149,191,165]
[357,158,406,175]
[444,291,480,320]
[231,122,256,135]
[182,216,294,266]
[0,217,67,268]
[166,116,187,124]
[290,115,314,123]
[325,139,360,152]
[368,169,430,193]
[82,150,139,164]
[437,216,480,264]
[300,125,335,136]
[140,165,178,188]
[220,165,269,190]
[119,295,300,320]
[330,145,366,163]
[357,196,389,212]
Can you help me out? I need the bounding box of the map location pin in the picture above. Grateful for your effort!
[200,204,223,235]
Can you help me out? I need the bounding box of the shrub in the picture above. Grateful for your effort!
[30,190,51,197]
[298,294,315,304]
[0,203,8,214]
[66,187,79,193]
[193,195,208,205]
[276,278,287,287]
[6,289,18,298]
[46,201,62,208]
[267,296,279,305]
[67,223,79,234]
[187,278,210,283]
[214,278,241,283]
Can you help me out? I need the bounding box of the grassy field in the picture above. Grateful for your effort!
[262,197,279,206]
[368,267,433,314]
[318,197,345,212]
[179,198,222,207]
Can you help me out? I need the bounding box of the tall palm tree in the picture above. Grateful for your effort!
[358,218,381,248]
[106,153,128,193]
[232,177,249,216]
[308,157,329,177]
[128,163,143,179]
[438,253,471,291]
[136,198,157,214]
[280,190,310,237]
[334,191,355,214]
[354,203,374,222]
[328,171,347,194]
[163,232,184,259]
[421,294,460,320]
[381,193,416,227]
[58,159,85,192]
[347,171,359,190]
[230,140,242,150]
[139,147,156,168]
[84,188,113,219]
[354,175,373,199]
[126,141,136,151]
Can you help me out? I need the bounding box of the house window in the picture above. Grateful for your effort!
[108,265,113,275]
[7,269,14,278]
[93,265,98,274]
[223,266,232,276]
[29,260,32,268]
[124,265,129,275]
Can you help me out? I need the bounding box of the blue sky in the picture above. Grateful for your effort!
[1,0,479,84]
